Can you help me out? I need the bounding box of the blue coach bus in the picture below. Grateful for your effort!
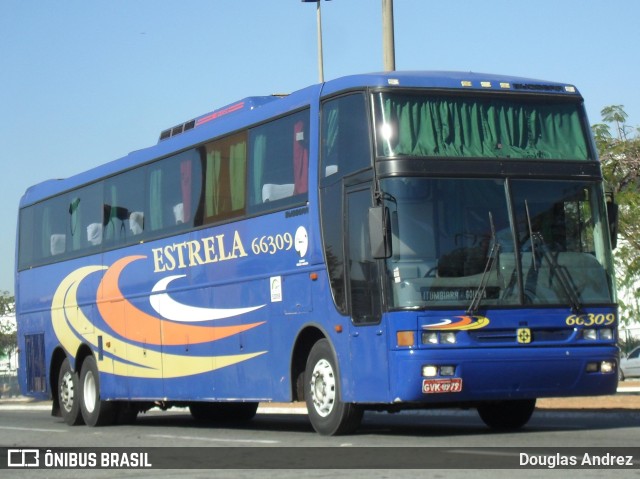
[16,71,619,435]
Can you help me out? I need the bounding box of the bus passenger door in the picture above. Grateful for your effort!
[345,186,389,402]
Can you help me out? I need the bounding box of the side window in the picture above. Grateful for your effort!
[200,131,247,224]
[43,196,69,259]
[147,149,202,233]
[347,187,382,324]
[20,201,65,268]
[68,183,103,252]
[321,93,371,181]
[103,167,147,245]
[248,109,309,211]
[18,206,36,270]
[19,188,99,268]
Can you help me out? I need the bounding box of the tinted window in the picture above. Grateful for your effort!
[347,187,381,323]
[147,149,202,232]
[200,131,247,223]
[18,109,311,269]
[69,183,103,252]
[103,167,146,245]
[248,110,309,211]
[321,93,371,181]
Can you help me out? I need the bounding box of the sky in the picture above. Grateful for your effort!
[2,0,640,294]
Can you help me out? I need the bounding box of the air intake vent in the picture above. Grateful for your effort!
[159,118,197,142]
[158,96,280,143]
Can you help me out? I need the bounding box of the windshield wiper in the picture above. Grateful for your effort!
[467,212,500,315]
[524,200,582,313]
[531,233,582,313]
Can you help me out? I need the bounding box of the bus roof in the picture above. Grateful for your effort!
[19,71,582,208]
[321,70,580,96]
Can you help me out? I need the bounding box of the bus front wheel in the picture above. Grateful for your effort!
[79,356,116,427]
[477,398,536,430]
[58,358,84,426]
[304,339,362,436]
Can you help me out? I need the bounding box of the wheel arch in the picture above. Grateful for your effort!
[290,325,328,401]
[49,343,95,417]
[49,347,67,417]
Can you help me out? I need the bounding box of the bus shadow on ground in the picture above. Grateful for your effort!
[126,408,640,437]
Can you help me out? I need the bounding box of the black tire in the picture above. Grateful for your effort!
[304,339,363,436]
[57,358,84,426]
[477,398,536,430]
[79,356,116,427]
[189,402,259,423]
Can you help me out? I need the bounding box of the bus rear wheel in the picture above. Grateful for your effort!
[79,356,116,427]
[477,398,536,430]
[58,358,84,426]
[304,339,362,436]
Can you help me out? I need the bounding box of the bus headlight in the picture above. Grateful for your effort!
[421,331,457,345]
[581,328,615,341]
[440,365,456,376]
[440,332,457,344]
[600,361,615,374]
[422,365,438,377]
[585,361,615,374]
[422,332,439,344]
[599,329,614,340]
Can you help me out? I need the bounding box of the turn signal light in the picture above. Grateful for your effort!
[397,331,415,347]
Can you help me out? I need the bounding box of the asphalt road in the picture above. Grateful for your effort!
[0,403,638,478]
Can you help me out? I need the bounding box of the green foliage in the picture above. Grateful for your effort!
[619,334,640,356]
[0,292,16,358]
[592,106,640,326]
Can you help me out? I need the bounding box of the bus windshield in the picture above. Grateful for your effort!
[382,177,615,309]
[374,92,590,160]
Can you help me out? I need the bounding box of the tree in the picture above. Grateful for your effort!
[592,105,640,327]
[0,291,16,359]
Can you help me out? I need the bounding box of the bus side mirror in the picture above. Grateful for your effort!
[369,206,392,259]
[606,193,618,249]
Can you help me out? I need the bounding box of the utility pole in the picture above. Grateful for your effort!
[302,0,328,83]
[382,0,396,71]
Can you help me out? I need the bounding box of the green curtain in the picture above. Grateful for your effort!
[251,134,267,203]
[230,141,246,211]
[382,95,588,160]
[322,107,339,173]
[205,146,221,217]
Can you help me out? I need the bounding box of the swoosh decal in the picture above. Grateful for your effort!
[52,264,267,379]
[150,274,265,322]
[423,315,490,330]
[97,256,264,346]
[423,319,453,329]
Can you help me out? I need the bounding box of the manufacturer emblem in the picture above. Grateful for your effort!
[517,328,532,344]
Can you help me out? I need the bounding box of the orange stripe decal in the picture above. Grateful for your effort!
[97,256,263,346]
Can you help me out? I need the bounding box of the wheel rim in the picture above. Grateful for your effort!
[310,358,336,417]
[83,370,97,414]
[60,371,75,413]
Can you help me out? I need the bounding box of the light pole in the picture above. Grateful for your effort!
[382,0,395,71]
[301,0,330,83]
[302,1,395,78]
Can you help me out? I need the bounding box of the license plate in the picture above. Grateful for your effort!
[422,378,463,394]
